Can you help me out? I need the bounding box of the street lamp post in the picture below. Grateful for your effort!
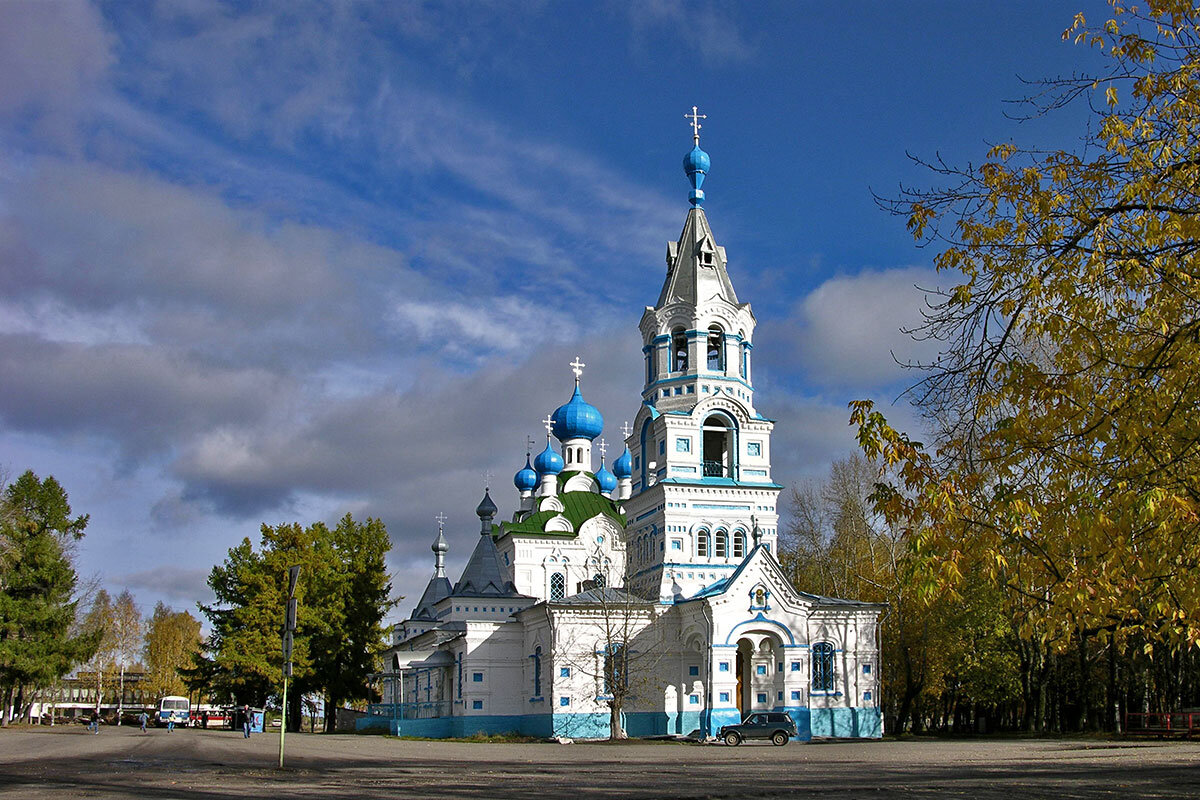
[279,565,300,769]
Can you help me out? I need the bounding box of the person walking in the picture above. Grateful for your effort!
[242,705,251,739]
[138,711,148,733]
[87,711,100,734]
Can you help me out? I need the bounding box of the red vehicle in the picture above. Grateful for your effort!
[190,706,233,729]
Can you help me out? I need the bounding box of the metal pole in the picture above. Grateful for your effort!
[279,674,288,769]
[279,565,300,770]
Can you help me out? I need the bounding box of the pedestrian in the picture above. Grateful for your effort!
[87,711,100,734]
[242,705,251,738]
[138,711,148,733]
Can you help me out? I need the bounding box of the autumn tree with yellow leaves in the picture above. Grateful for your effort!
[852,1,1200,731]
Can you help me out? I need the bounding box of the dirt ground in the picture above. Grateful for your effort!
[1,724,1197,799]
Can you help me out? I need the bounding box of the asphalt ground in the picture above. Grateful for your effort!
[1,724,1198,799]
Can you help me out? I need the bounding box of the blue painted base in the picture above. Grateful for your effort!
[809,707,882,738]
[355,706,882,740]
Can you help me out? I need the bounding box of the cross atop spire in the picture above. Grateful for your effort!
[525,435,536,455]
[542,414,554,436]
[482,470,493,490]
[620,420,633,438]
[597,438,607,459]
[570,356,586,382]
[686,105,706,144]
[435,512,447,532]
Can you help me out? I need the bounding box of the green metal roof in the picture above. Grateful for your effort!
[497,489,626,539]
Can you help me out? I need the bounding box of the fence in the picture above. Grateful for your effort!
[366,701,452,720]
[1124,711,1200,737]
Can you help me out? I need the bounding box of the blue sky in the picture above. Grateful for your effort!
[0,1,1112,624]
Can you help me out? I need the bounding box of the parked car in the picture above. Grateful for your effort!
[718,712,797,746]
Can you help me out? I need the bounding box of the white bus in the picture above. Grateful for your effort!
[157,696,190,727]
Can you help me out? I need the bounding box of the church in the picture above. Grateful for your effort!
[360,115,884,741]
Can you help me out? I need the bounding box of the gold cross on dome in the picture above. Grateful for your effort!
[570,356,586,380]
[621,421,633,438]
[435,512,447,531]
[686,106,706,142]
[542,415,554,435]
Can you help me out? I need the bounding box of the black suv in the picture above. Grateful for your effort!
[718,712,797,746]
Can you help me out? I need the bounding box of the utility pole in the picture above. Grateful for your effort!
[279,565,300,769]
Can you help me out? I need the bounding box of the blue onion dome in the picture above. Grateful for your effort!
[683,144,710,175]
[683,144,710,207]
[534,440,564,475]
[514,455,539,492]
[613,446,633,479]
[475,489,498,519]
[595,461,617,494]
[551,383,604,442]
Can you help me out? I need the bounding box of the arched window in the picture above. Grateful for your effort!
[550,573,566,600]
[672,327,688,372]
[646,351,654,384]
[533,646,543,696]
[812,642,835,692]
[707,325,724,371]
[715,531,728,558]
[702,414,735,478]
[593,572,606,589]
[733,531,746,558]
[696,531,709,557]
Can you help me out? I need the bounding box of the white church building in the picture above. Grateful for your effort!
[361,118,884,741]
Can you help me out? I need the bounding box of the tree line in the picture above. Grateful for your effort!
[189,516,395,732]
[782,2,1200,734]
[0,469,395,731]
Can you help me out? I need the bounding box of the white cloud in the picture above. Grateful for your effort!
[761,266,944,392]
[0,0,114,149]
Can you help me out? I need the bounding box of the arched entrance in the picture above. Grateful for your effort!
[735,633,784,717]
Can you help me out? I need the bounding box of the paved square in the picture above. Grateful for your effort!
[1,726,1197,799]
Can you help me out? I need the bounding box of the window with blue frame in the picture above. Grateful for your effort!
[864,691,872,701]
[719,692,730,703]
[659,440,665,455]
[689,695,699,705]
[747,441,761,457]
[560,667,570,678]
[791,690,801,701]
[472,700,483,710]
[863,663,872,674]
[688,666,699,676]
[603,643,626,695]
[473,672,484,683]
[676,437,691,453]
[718,661,729,672]
[550,572,566,601]
[560,697,571,707]
[532,646,542,697]
[812,642,835,692]
[756,664,767,675]
[756,693,767,704]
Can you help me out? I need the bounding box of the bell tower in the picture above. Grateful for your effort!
[623,109,781,602]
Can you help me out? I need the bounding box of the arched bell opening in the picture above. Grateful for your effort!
[702,413,736,478]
